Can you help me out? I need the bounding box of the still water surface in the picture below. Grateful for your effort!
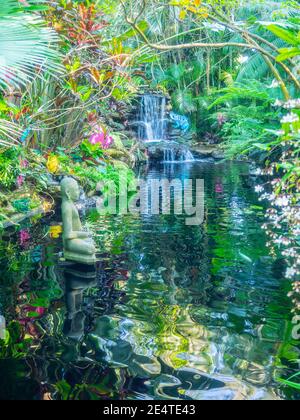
[0,161,298,400]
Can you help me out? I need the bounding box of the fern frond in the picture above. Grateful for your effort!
[208,82,273,109]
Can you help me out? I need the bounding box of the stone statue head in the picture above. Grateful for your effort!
[61,177,80,201]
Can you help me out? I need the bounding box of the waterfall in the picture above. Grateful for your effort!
[183,149,195,162]
[162,146,194,163]
[137,94,195,163]
[138,95,167,142]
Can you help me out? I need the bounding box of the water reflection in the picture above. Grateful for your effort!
[63,263,97,341]
[0,161,298,400]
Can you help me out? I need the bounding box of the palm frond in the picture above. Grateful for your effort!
[0,119,22,147]
[236,37,290,82]
[168,63,186,81]
[236,53,270,82]
[208,82,273,109]
[0,0,48,16]
[0,1,63,91]
[171,89,196,114]
[236,0,290,20]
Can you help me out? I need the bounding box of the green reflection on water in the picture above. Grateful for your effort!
[0,161,299,400]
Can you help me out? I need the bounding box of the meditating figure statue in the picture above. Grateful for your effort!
[63,263,97,340]
[61,177,96,264]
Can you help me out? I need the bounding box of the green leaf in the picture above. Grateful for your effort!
[0,119,22,147]
[208,82,272,109]
[277,374,300,390]
[252,143,270,151]
[0,0,48,16]
[107,21,149,43]
[55,380,72,400]
[267,25,300,46]
[276,48,300,62]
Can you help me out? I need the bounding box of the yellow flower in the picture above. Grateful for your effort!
[47,155,59,174]
[179,9,187,20]
[42,201,53,213]
[49,225,63,239]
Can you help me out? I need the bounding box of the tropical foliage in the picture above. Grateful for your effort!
[0,0,299,399]
[0,0,61,91]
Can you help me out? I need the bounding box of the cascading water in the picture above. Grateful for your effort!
[137,94,194,162]
[182,149,195,162]
[163,148,175,163]
[163,147,194,163]
[138,95,167,142]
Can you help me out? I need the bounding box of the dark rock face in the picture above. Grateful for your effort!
[192,144,225,160]
[147,145,164,161]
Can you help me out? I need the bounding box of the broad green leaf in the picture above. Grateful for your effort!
[108,21,149,43]
[267,25,300,46]
[277,375,300,390]
[276,48,300,62]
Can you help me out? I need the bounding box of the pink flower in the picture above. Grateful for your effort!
[215,184,223,194]
[89,132,105,145]
[103,135,114,149]
[89,125,105,145]
[88,124,114,149]
[20,159,29,169]
[16,175,25,188]
[19,229,31,247]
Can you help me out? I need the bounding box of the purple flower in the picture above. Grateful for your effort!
[103,135,114,149]
[89,132,105,145]
[215,182,223,194]
[19,229,31,247]
[89,125,105,145]
[16,175,25,188]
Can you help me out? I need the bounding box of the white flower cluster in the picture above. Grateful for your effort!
[274,236,291,246]
[281,113,300,124]
[292,227,300,235]
[274,196,290,207]
[255,185,264,193]
[274,99,300,109]
[252,113,300,312]
[286,267,298,279]
[256,165,300,310]
[268,80,280,89]
[274,130,285,137]
[283,248,298,258]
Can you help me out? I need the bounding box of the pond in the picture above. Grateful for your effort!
[0,160,298,400]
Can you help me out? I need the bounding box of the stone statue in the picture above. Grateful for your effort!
[61,177,96,264]
[63,263,97,341]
